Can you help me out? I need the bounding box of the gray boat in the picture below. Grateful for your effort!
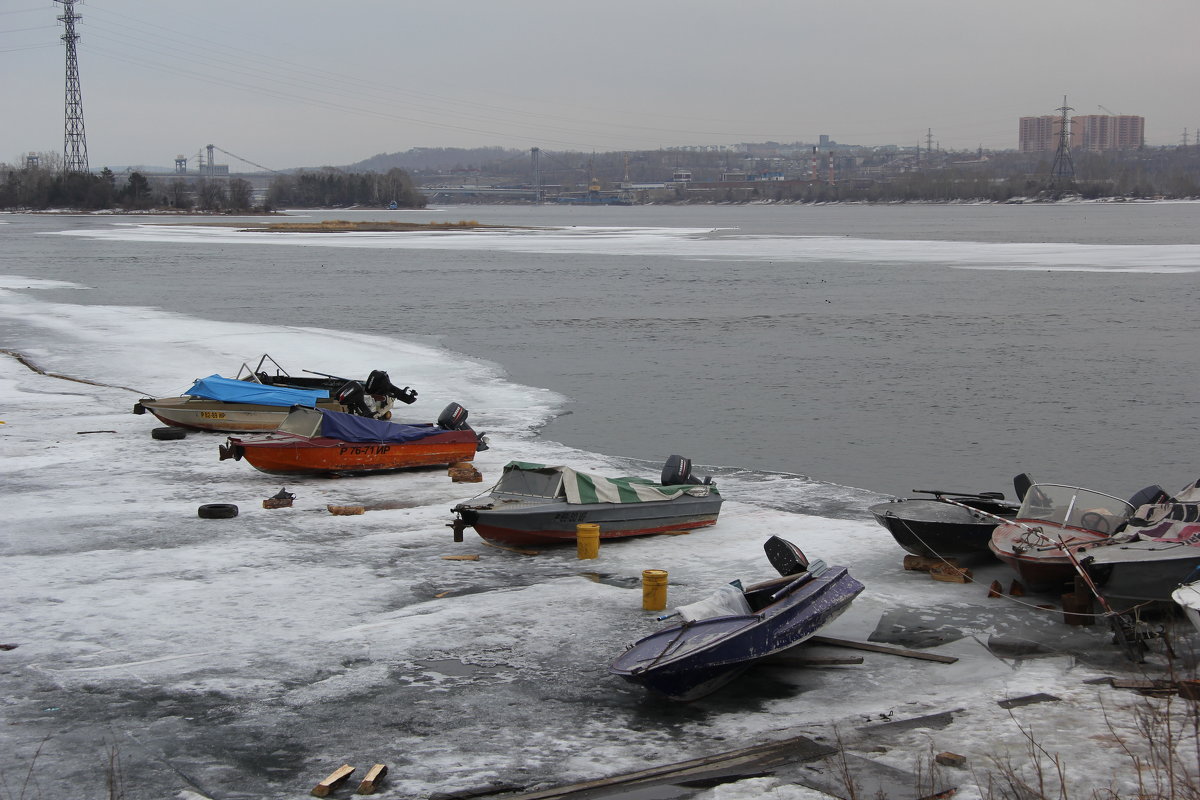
[450,456,723,546]
[1080,478,1200,603]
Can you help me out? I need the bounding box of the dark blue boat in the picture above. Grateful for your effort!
[609,537,864,701]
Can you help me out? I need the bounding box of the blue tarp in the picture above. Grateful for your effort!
[317,408,448,444]
[186,375,329,407]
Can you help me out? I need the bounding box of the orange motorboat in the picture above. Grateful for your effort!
[219,403,486,476]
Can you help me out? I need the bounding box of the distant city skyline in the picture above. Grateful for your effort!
[2,0,1196,170]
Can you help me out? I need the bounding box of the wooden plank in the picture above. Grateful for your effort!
[327,505,366,516]
[496,734,834,800]
[312,764,355,797]
[807,636,959,664]
[929,564,972,583]
[442,554,480,561]
[857,709,962,734]
[356,764,388,795]
[903,555,958,572]
[997,693,1061,709]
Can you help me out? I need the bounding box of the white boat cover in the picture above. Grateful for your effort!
[675,583,753,622]
[500,461,718,505]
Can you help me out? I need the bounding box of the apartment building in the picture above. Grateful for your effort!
[1019,114,1144,152]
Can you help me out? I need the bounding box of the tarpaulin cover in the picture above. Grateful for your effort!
[186,375,329,407]
[498,461,719,505]
[316,408,447,444]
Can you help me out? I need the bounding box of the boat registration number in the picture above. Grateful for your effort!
[554,511,588,523]
[338,445,391,456]
[199,411,227,419]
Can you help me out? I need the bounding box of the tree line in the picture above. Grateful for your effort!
[3,146,1198,209]
[0,158,425,212]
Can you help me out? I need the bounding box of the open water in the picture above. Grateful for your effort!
[3,201,1199,500]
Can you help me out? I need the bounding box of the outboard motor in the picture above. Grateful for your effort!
[661,455,711,486]
[365,369,418,405]
[336,380,372,417]
[1128,484,1169,509]
[437,402,470,430]
[438,402,489,451]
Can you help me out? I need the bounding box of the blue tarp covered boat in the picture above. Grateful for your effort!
[133,355,418,433]
[219,403,487,476]
[184,375,329,407]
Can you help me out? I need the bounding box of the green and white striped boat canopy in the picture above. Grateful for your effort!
[497,461,719,505]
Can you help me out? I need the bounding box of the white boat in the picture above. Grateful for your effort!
[134,354,416,433]
[1171,577,1200,635]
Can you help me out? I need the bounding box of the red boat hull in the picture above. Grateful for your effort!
[988,521,1106,592]
[226,431,478,475]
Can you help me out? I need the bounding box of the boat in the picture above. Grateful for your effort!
[448,456,722,545]
[1170,569,1200,634]
[1077,479,1199,603]
[609,536,864,701]
[133,354,417,433]
[988,482,1158,592]
[218,402,485,476]
[868,474,1029,562]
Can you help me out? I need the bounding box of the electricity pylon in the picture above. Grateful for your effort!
[57,0,89,173]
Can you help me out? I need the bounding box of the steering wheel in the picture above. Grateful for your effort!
[1079,511,1111,534]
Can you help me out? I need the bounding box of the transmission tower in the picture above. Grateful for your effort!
[1049,95,1075,188]
[57,0,88,173]
[530,147,542,204]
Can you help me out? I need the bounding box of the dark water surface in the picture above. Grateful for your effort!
[4,202,1198,498]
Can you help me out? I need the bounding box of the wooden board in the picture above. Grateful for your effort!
[312,764,355,797]
[493,734,835,800]
[807,635,959,664]
[356,764,388,795]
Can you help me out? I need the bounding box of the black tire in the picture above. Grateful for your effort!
[198,503,239,519]
[152,426,187,440]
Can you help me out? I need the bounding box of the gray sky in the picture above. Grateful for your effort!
[3,0,1196,171]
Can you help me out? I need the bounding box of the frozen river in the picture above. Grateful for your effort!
[1,205,1197,799]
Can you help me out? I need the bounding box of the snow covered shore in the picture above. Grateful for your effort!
[0,284,1196,799]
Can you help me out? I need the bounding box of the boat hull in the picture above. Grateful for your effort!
[1080,543,1200,603]
[1171,582,1200,634]
[226,431,478,475]
[869,498,1013,561]
[138,397,349,433]
[988,521,1106,592]
[459,494,723,546]
[609,566,863,701]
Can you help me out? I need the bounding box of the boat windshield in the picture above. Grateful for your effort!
[494,468,565,499]
[277,407,324,437]
[1017,484,1134,535]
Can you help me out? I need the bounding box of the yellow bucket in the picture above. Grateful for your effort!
[642,569,669,611]
[576,523,600,559]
